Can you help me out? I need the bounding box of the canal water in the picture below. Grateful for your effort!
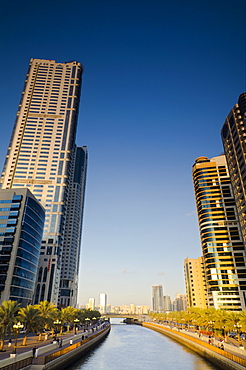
[68,319,221,370]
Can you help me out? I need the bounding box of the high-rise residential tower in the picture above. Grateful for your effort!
[221,93,246,245]
[192,155,246,310]
[152,285,164,312]
[0,58,86,306]
[184,257,207,309]
[59,146,87,308]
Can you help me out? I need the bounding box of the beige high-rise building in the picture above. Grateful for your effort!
[184,257,207,309]
[0,59,86,306]
[192,155,246,310]
[130,304,135,314]
[88,298,95,310]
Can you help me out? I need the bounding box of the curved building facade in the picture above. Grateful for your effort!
[0,188,45,306]
[192,155,246,310]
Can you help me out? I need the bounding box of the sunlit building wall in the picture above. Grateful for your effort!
[88,297,95,310]
[0,58,85,305]
[130,304,135,314]
[192,155,246,310]
[184,257,207,309]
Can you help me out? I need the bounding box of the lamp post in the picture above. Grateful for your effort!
[234,323,243,346]
[85,318,90,330]
[13,322,24,354]
[54,319,62,335]
[74,318,79,334]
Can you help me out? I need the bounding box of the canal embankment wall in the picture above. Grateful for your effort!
[142,322,246,370]
[0,326,110,370]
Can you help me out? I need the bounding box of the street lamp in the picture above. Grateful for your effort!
[13,322,24,354]
[85,318,90,329]
[54,319,62,335]
[234,323,243,347]
[74,318,79,334]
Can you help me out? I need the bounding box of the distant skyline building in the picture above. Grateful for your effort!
[0,188,45,306]
[99,293,107,314]
[172,293,187,312]
[192,155,246,310]
[184,257,207,309]
[0,58,86,306]
[88,297,95,311]
[152,285,164,312]
[163,295,172,312]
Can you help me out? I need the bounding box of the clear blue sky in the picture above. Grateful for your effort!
[0,0,245,306]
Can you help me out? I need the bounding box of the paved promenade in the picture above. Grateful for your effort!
[152,322,246,361]
[0,328,94,361]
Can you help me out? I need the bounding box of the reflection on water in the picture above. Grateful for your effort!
[68,318,221,370]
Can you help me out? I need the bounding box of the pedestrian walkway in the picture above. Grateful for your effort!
[0,327,94,361]
[161,323,246,361]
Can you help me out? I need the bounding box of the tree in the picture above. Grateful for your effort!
[239,311,246,332]
[224,311,241,340]
[213,309,229,337]
[60,306,76,332]
[0,300,19,351]
[18,305,42,345]
[35,301,58,332]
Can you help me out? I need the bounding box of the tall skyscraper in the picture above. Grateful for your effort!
[221,92,246,245]
[192,155,246,310]
[0,58,86,306]
[99,293,107,314]
[152,285,164,312]
[184,257,207,309]
[59,146,87,308]
[0,188,45,306]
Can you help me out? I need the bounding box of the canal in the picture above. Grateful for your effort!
[68,319,221,369]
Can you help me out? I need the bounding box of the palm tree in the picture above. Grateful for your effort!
[239,311,246,332]
[18,305,42,345]
[213,309,229,337]
[35,301,58,337]
[0,300,20,351]
[60,306,76,332]
[224,311,241,341]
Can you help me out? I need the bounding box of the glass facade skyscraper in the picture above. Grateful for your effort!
[0,188,45,306]
[0,59,86,306]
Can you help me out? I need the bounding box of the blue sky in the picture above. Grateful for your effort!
[0,0,245,306]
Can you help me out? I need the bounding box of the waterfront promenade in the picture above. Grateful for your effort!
[143,322,246,370]
[0,323,110,370]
